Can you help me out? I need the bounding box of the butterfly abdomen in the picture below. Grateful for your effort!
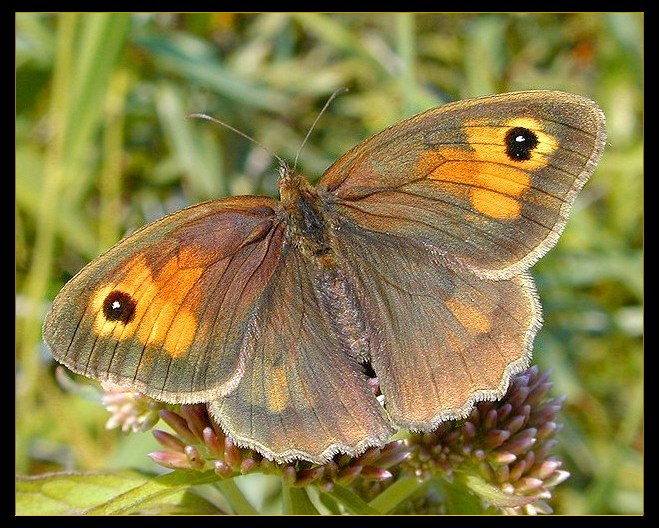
[314,267,371,363]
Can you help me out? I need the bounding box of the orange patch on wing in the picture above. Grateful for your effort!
[89,253,204,358]
[266,367,289,412]
[446,299,491,334]
[419,117,559,220]
[471,189,521,219]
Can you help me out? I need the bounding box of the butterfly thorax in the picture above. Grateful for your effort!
[278,166,334,262]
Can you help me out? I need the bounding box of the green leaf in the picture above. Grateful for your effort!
[368,476,422,513]
[138,33,291,112]
[282,486,321,515]
[16,470,222,515]
[17,471,142,515]
[321,485,381,515]
[292,13,386,74]
[213,478,259,514]
[317,491,342,514]
[155,84,225,200]
[463,474,536,508]
[63,13,131,186]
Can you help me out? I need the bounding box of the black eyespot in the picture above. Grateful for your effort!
[505,126,539,161]
[102,291,137,324]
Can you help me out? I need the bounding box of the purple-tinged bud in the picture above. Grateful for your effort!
[203,426,223,458]
[184,445,206,470]
[152,429,186,452]
[159,409,197,444]
[483,429,511,449]
[148,450,192,470]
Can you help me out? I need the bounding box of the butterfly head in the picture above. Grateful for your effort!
[278,162,314,210]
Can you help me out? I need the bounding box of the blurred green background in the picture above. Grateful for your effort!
[16,13,643,514]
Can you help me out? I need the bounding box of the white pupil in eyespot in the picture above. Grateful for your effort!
[515,135,525,143]
[112,300,121,310]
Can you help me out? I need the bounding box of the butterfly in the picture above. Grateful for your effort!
[43,90,606,464]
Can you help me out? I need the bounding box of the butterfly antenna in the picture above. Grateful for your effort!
[293,87,348,172]
[187,113,286,168]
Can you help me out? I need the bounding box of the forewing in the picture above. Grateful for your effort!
[43,196,283,403]
[319,91,605,278]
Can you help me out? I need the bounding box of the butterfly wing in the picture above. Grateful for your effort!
[331,225,539,428]
[209,244,394,464]
[43,196,284,403]
[318,90,605,430]
[319,91,606,279]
